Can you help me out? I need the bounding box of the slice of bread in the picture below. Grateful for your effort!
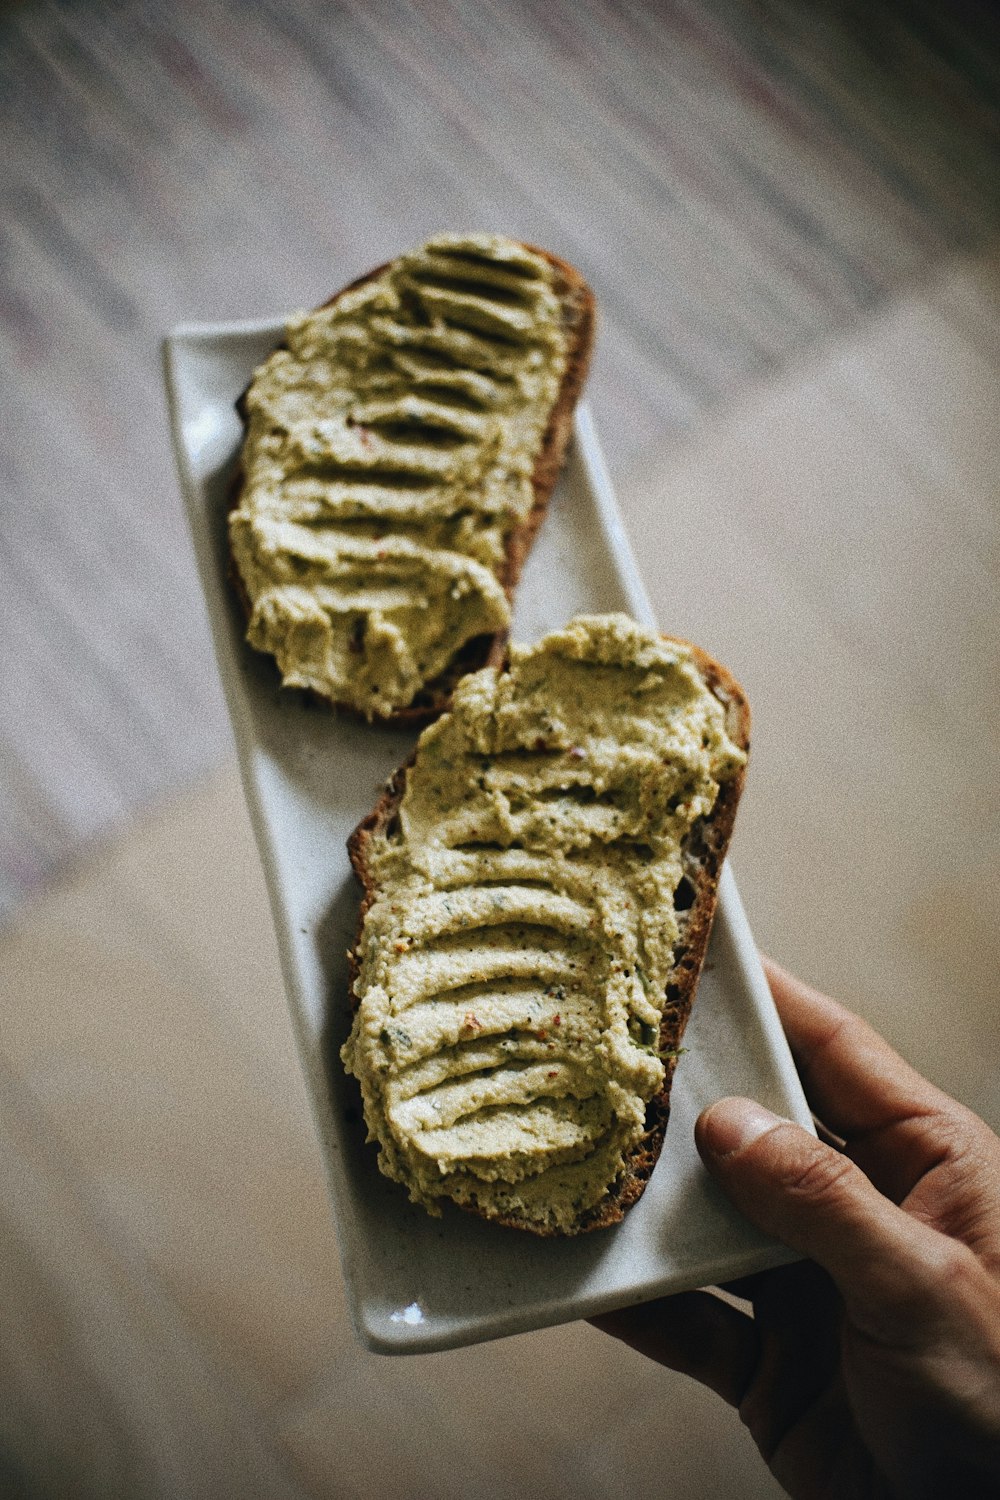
[342,615,750,1235]
[228,234,595,723]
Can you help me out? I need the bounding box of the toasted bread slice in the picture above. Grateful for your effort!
[342,615,750,1235]
[228,234,595,723]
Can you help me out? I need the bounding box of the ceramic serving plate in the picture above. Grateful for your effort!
[163,318,812,1355]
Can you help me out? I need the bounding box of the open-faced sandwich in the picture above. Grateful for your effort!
[228,233,594,721]
[342,614,749,1233]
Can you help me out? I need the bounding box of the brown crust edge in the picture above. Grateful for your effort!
[344,636,751,1235]
[227,241,596,725]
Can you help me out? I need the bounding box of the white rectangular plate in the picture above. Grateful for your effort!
[163,318,812,1355]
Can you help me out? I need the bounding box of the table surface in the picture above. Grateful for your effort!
[3,243,999,1497]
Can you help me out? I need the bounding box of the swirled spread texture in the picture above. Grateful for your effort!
[229,233,572,717]
[342,614,747,1232]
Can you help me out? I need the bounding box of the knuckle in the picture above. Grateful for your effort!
[778,1139,858,1206]
[867,1238,986,1338]
[925,1102,981,1159]
[917,1234,979,1291]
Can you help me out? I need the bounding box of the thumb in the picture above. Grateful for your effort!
[697,1098,960,1341]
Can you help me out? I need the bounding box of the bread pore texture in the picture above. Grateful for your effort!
[342,613,750,1234]
[228,233,594,721]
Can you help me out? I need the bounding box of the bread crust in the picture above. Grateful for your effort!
[345,637,750,1234]
[228,242,595,724]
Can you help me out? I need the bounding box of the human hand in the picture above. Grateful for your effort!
[591,959,1000,1499]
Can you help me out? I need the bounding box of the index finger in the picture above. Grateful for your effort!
[763,959,1000,1247]
[760,956,979,1208]
[762,956,949,1141]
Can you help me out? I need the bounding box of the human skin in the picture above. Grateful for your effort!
[591,959,1000,1499]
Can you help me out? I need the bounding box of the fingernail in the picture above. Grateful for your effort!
[698,1098,786,1158]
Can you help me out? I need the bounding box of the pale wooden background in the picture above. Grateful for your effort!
[3,2,1000,1497]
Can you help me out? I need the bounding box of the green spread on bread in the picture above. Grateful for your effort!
[229,233,573,717]
[341,614,747,1233]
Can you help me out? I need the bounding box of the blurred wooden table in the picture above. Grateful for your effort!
[2,248,997,1498]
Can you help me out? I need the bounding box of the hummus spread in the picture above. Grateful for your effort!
[342,614,747,1232]
[229,233,570,716]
